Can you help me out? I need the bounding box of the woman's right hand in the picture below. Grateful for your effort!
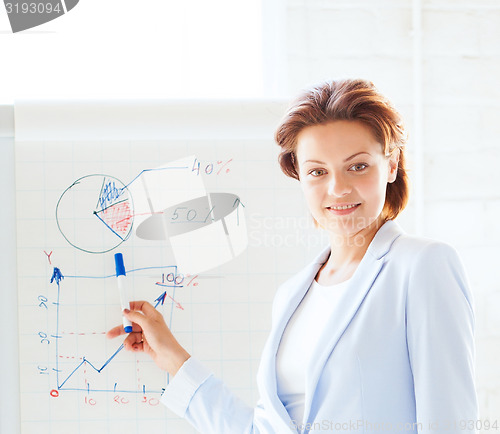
[106,300,191,376]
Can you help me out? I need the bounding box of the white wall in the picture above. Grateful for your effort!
[0,0,264,102]
[284,0,500,418]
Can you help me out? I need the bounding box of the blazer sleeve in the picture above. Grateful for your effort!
[160,356,276,434]
[406,242,479,433]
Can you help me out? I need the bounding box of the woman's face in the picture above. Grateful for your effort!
[296,120,399,238]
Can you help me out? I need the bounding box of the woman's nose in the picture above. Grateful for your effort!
[328,173,351,197]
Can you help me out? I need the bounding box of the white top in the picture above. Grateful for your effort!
[275,277,351,426]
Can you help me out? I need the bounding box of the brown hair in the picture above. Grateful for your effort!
[275,78,409,222]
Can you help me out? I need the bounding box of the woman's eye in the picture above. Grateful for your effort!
[309,169,326,176]
[350,163,367,172]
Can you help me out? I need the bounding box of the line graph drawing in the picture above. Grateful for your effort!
[58,344,125,391]
[49,264,184,395]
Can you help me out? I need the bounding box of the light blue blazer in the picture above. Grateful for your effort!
[162,219,479,433]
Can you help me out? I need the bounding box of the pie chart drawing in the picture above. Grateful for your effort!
[56,174,134,254]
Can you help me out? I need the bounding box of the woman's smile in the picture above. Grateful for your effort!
[326,203,361,215]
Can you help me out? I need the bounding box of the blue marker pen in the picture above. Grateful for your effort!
[114,253,133,333]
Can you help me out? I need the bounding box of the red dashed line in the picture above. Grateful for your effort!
[62,332,107,335]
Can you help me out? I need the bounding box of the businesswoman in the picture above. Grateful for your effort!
[107,79,478,433]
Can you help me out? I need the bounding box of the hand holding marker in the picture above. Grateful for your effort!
[107,253,191,375]
[114,253,133,333]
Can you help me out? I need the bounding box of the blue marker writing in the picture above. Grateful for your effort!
[114,253,133,333]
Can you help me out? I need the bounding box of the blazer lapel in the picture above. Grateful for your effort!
[302,219,405,425]
[257,246,330,431]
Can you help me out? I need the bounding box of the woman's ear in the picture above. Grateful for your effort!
[387,148,400,183]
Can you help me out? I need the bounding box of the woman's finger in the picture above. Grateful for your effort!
[106,321,142,339]
[129,300,160,318]
[106,324,126,339]
[123,309,149,330]
[123,331,144,351]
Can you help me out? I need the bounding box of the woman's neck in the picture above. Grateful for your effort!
[324,216,385,272]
